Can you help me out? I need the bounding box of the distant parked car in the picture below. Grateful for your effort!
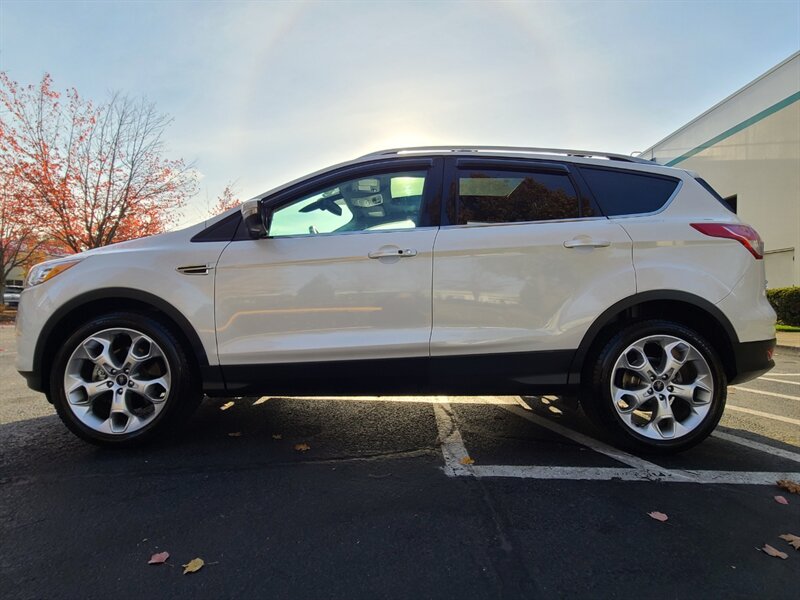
[15,146,776,451]
[3,286,22,308]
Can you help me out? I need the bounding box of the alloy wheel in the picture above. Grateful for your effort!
[63,328,172,435]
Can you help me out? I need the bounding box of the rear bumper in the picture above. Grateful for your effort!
[729,338,775,384]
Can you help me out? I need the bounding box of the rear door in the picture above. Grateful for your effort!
[430,157,635,385]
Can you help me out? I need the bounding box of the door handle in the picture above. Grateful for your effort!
[368,248,418,259]
[563,238,611,249]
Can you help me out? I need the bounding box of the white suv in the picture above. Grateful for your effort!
[15,146,776,452]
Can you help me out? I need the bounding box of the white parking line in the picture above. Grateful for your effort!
[432,402,474,477]
[432,401,800,485]
[470,465,800,485]
[732,386,800,401]
[754,377,800,387]
[727,405,800,426]
[768,373,800,377]
[500,404,689,476]
[711,430,800,464]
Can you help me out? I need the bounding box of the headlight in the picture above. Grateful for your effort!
[25,259,82,288]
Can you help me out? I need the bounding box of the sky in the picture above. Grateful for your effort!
[1,0,798,225]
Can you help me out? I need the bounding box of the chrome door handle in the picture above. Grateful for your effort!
[368,248,418,259]
[563,238,611,249]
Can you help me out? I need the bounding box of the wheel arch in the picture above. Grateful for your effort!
[569,291,739,385]
[34,288,210,396]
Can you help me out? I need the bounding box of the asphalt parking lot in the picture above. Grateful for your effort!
[1,325,799,599]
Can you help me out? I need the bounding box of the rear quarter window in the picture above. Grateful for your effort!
[579,166,679,216]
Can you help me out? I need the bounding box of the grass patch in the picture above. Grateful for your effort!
[776,324,800,332]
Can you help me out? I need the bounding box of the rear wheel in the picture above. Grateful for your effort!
[582,320,726,454]
[50,312,201,446]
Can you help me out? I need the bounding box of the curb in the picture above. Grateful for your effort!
[776,344,800,356]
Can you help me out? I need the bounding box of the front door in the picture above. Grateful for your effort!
[214,160,442,391]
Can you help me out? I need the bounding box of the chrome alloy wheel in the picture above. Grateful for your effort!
[610,334,714,440]
[63,328,172,435]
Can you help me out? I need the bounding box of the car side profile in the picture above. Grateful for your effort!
[15,146,776,452]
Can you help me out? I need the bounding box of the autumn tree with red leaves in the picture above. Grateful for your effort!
[0,73,197,257]
[0,167,44,302]
[211,183,240,216]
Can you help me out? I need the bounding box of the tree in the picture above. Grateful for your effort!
[0,168,44,303]
[211,183,240,216]
[0,73,197,254]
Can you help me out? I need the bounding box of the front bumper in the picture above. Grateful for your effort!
[729,338,775,384]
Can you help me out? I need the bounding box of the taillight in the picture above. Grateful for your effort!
[690,223,764,259]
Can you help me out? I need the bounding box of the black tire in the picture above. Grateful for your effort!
[580,319,727,454]
[50,311,202,447]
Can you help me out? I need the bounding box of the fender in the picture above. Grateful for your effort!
[568,290,739,385]
[33,288,211,389]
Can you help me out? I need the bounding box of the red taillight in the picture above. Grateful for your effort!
[690,223,764,259]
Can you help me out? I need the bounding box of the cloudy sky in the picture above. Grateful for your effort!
[1,0,798,224]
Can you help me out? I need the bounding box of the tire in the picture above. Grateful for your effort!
[50,311,202,447]
[580,319,727,454]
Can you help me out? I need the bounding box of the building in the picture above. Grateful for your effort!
[641,51,800,288]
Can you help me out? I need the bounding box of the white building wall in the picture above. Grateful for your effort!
[641,52,800,288]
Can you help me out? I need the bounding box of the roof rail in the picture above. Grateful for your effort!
[359,145,655,165]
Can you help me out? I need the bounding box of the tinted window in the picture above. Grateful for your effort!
[269,171,427,237]
[580,167,679,216]
[456,170,580,225]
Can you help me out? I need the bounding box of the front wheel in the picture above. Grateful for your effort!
[582,320,727,454]
[50,312,201,446]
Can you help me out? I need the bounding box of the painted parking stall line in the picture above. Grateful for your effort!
[732,386,800,401]
[727,405,800,426]
[434,397,800,485]
[711,429,800,464]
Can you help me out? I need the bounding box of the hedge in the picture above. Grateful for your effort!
[767,286,800,327]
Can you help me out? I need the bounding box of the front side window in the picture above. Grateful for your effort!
[456,170,580,225]
[269,170,427,237]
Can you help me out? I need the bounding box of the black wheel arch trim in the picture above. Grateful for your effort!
[31,288,211,393]
[568,290,740,385]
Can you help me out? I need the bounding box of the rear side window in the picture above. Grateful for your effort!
[579,167,679,216]
[456,170,580,225]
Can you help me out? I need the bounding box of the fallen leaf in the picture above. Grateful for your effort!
[294,443,310,452]
[648,511,668,522]
[760,544,788,559]
[182,558,205,574]
[148,551,169,565]
[272,434,283,440]
[777,479,800,494]
[220,401,234,411]
[227,432,242,437]
[774,495,789,505]
[779,533,800,550]
[459,456,475,465]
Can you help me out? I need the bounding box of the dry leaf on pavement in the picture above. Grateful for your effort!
[182,558,205,574]
[220,401,234,411]
[774,495,789,505]
[459,456,475,465]
[648,511,668,522]
[779,533,800,550]
[272,434,283,440]
[294,443,311,452]
[777,479,800,494]
[760,544,788,559]
[148,551,169,565]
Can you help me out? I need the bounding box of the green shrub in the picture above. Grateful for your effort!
[767,286,800,327]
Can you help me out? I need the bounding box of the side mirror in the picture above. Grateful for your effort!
[241,200,266,239]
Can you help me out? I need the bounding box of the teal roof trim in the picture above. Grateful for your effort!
[666,91,800,166]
